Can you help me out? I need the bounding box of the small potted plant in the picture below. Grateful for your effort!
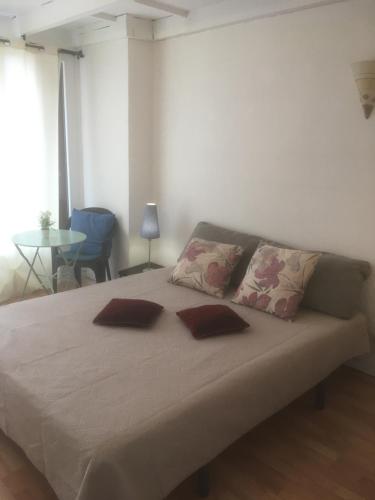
[39,210,55,232]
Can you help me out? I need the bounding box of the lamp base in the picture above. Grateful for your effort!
[142,239,153,272]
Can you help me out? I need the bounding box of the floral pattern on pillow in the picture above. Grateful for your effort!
[232,244,320,320]
[169,238,243,298]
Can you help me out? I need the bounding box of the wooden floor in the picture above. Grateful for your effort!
[0,367,374,499]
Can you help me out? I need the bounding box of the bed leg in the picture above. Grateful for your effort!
[196,465,210,497]
[315,379,326,410]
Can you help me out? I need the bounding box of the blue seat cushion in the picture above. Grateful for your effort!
[70,209,115,256]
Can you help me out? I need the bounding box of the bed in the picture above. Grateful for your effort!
[0,223,371,500]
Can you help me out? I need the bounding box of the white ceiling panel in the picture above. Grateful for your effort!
[0,0,224,19]
[95,0,225,19]
[0,0,48,17]
[164,0,224,9]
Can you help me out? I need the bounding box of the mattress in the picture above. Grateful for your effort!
[0,267,370,500]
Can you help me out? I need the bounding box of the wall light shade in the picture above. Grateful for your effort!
[351,60,375,119]
[140,203,160,240]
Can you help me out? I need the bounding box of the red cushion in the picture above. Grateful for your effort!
[93,299,163,327]
[176,304,249,339]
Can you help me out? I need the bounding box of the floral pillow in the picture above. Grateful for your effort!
[233,243,320,320]
[169,238,243,298]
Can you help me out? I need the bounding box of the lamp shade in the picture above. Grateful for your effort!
[140,203,160,240]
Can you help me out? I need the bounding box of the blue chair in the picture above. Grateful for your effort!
[53,207,116,289]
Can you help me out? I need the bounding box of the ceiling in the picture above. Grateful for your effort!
[0,0,224,19]
[99,0,224,19]
[0,0,42,17]
[0,0,335,41]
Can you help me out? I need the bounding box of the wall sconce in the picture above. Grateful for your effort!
[352,60,375,119]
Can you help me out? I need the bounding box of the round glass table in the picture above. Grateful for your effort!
[12,229,86,295]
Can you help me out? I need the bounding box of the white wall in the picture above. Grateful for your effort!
[79,36,154,271]
[59,53,84,211]
[0,16,15,38]
[152,0,375,334]
[128,39,154,266]
[80,37,129,272]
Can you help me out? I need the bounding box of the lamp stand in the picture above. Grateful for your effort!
[147,238,151,269]
[143,239,152,272]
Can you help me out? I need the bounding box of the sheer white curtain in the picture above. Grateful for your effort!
[0,46,58,301]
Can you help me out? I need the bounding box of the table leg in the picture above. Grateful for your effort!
[56,242,83,268]
[55,242,83,287]
[37,252,54,294]
[51,247,58,293]
[14,245,50,297]
[46,243,84,291]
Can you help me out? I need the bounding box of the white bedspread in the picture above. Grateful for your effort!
[0,268,370,500]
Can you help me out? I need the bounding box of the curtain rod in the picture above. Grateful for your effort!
[58,48,84,59]
[0,36,84,58]
[25,42,45,51]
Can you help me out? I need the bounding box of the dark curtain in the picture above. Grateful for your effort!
[58,61,69,229]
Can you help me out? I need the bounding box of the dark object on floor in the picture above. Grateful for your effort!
[196,466,210,498]
[315,378,326,410]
